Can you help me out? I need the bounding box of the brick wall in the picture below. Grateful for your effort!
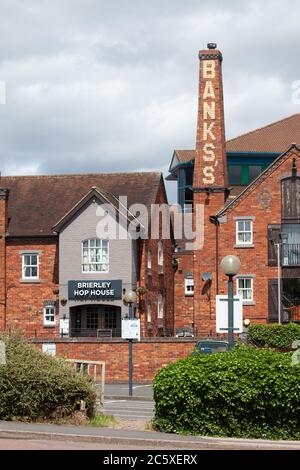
[5,238,60,338]
[31,338,196,382]
[173,252,195,332]
[217,147,300,323]
[138,178,174,337]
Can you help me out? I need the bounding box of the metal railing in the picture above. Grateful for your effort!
[282,295,300,322]
[66,359,105,406]
[70,328,122,338]
[282,244,300,266]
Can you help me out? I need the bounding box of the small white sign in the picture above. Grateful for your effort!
[59,318,69,335]
[42,343,56,356]
[216,295,243,334]
[122,319,140,341]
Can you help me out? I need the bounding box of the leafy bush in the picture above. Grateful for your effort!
[0,335,96,421]
[248,323,300,349]
[153,345,300,439]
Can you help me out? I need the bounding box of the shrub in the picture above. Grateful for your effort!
[0,335,97,421]
[248,323,300,350]
[153,345,300,439]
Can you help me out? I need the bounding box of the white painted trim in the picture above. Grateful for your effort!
[235,219,253,246]
[21,252,40,281]
[236,277,254,303]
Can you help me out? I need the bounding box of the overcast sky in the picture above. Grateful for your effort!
[0,0,300,201]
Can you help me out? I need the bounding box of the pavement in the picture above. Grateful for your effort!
[103,399,154,420]
[0,420,300,450]
[104,383,153,400]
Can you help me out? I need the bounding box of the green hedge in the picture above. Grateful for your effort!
[153,345,300,439]
[248,323,300,349]
[0,335,96,420]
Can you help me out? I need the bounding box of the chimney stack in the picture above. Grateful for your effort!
[193,44,228,337]
[193,43,227,191]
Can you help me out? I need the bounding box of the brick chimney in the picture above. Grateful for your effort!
[0,188,9,330]
[193,43,227,190]
[193,44,228,337]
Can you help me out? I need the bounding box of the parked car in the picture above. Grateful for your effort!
[193,339,229,354]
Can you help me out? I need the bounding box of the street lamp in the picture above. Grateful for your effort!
[123,290,137,396]
[124,290,137,318]
[220,255,241,350]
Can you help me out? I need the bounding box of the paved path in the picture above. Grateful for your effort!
[105,383,153,400]
[103,399,154,420]
[0,437,184,450]
[0,420,300,450]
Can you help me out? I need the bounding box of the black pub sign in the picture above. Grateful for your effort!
[68,280,122,300]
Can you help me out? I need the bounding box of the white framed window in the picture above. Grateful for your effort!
[237,277,253,302]
[82,239,109,272]
[147,248,152,270]
[147,302,152,323]
[185,278,194,296]
[236,219,253,245]
[158,293,163,319]
[44,304,56,327]
[22,253,39,280]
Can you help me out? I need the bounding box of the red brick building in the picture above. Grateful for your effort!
[1,43,300,354]
[0,173,174,339]
[169,44,300,337]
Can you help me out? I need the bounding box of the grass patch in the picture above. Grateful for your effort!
[89,413,117,428]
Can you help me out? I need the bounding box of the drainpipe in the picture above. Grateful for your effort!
[210,215,220,294]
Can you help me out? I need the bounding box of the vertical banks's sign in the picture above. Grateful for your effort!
[202,60,217,185]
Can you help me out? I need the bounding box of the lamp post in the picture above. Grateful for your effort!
[123,290,137,397]
[220,255,241,350]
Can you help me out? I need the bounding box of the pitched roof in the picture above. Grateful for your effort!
[173,113,300,165]
[173,150,196,165]
[216,144,300,217]
[226,113,300,153]
[2,172,162,237]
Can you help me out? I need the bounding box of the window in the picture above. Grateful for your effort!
[249,165,262,182]
[82,239,109,272]
[147,302,152,323]
[237,278,253,302]
[236,219,253,245]
[86,306,98,329]
[147,248,152,270]
[228,165,242,185]
[22,253,39,280]
[104,306,117,330]
[158,293,163,319]
[185,278,194,296]
[44,304,55,326]
[158,241,163,268]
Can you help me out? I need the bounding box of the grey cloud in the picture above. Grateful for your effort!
[0,0,299,204]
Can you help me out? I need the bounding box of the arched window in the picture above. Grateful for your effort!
[158,241,163,267]
[82,239,109,272]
